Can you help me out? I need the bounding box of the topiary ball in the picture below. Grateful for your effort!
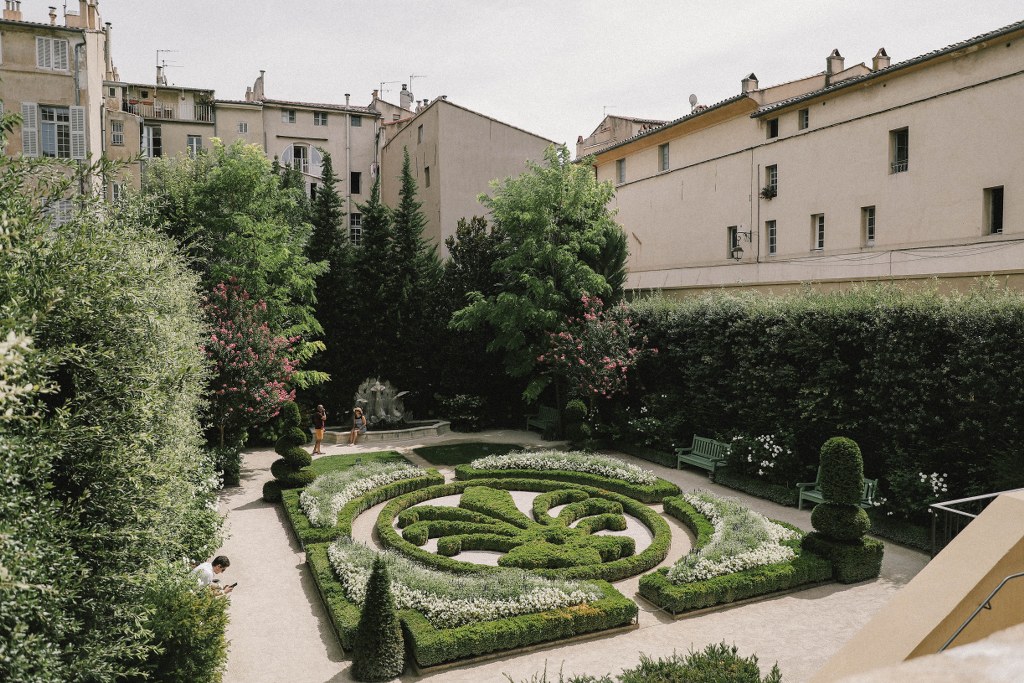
[277,470,316,489]
[563,399,587,425]
[270,457,294,480]
[811,502,871,541]
[262,480,283,503]
[284,445,312,469]
[279,401,302,430]
[819,437,865,505]
[274,426,308,455]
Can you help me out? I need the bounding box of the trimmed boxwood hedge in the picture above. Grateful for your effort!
[802,532,884,584]
[402,580,637,668]
[281,470,445,547]
[453,464,679,503]
[306,543,361,650]
[610,441,679,469]
[713,470,799,507]
[375,478,672,582]
[638,495,832,614]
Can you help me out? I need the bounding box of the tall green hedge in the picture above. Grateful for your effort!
[621,286,1024,522]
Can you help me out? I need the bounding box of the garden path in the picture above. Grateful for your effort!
[220,431,929,683]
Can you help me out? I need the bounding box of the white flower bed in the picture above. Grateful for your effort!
[300,461,424,528]
[666,491,799,584]
[327,539,601,629]
[472,450,657,486]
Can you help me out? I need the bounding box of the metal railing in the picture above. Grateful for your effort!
[122,101,214,123]
[929,488,1022,557]
[939,571,1024,652]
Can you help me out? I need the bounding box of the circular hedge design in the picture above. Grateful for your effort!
[376,478,671,582]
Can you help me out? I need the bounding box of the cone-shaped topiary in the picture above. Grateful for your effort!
[351,557,405,681]
[819,437,864,504]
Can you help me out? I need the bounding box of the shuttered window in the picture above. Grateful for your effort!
[21,102,39,157]
[70,105,85,159]
[36,37,69,71]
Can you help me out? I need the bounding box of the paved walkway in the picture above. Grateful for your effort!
[219,430,929,683]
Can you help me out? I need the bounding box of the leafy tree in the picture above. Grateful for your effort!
[452,144,628,402]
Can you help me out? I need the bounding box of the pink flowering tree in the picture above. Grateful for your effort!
[537,294,655,415]
[203,280,298,447]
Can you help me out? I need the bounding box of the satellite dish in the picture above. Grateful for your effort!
[688,94,699,107]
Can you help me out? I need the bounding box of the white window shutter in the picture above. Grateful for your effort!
[281,145,294,167]
[70,106,86,159]
[53,39,69,71]
[36,37,51,69]
[309,146,323,178]
[21,102,39,157]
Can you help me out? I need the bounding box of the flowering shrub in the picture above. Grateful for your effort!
[471,450,657,486]
[327,539,600,629]
[537,294,654,405]
[203,280,297,447]
[665,491,798,583]
[726,433,799,485]
[300,461,425,528]
[874,466,946,523]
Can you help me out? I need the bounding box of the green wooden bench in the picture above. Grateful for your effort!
[796,467,879,510]
[675,435,730,479]
[525,405,560,435]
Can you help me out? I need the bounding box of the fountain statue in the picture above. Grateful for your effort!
[353,378,409,428]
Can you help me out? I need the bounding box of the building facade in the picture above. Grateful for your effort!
[589,21,1024,295]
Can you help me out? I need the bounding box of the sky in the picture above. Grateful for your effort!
[80,1,1024,149]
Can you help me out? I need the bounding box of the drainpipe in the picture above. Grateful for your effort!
[74,38,86,194]
[346,110,352,220]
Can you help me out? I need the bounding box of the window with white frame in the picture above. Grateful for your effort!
[314,111,328,126]
[186,135,202,156]
[812,214,825,250]
[142,124,162,158]
[40,105,71,158]
[111,182,123,203]
[36,37,69,71]
[19,104,84,159]
[862,206,876,246]
[281,144,321,176]
[765,164,778,197]
[727,225,739,259]
[237,121,248,133]
[798,108,809,130]
[45,199,74,225]
[658,143,669,172]
[351,115,362,127]
[766,219,777,255]
[282,109,296,124]
[111,119,124,146]
[349,213,362,245]
[616,158,625,184]
[291,144,308,172]
[890,128,909,173]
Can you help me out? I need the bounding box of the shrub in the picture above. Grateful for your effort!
[609,442,677,469]
[810,503,870,541]
[713,470,798,507]
[351,557,405,681]
[284,446,313,469]
[438,393,486,432]
[618,644,782,683]
[271,406,312,486]
[262,480,283,503]
[212,445,242,487]
[819,437,864,504]
[300,461,428,528]
[802,533,884,584]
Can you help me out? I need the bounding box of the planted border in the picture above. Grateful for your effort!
[376,478,671,582]
[454,464,679,503]
[638,495,832,614]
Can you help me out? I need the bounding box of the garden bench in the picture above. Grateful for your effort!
[675,435,730,479]
[796,467,878,510]
[525,405,560,435]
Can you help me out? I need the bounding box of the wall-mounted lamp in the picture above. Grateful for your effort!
[731,229,753,260]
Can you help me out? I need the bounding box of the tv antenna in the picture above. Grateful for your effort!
[155,49,180,85]
[379,80,400,98]
[409,74,427,92]
[603,105,617,117]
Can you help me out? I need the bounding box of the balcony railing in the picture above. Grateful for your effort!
[929,488,1023,556]
[890,159,909,173]
[122,100,213,123]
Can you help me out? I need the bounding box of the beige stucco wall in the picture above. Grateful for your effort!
[598,30,1024,293]
[214,103,264,147]
[381,102,440,237]
[814,490,1024,682]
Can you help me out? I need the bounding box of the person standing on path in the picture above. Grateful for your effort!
[312,404,327,455]
[348,407,367,445]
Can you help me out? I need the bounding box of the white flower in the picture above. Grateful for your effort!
[472,450,657,486]
[300,461,425,527]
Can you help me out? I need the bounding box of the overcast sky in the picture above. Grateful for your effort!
[86,1,1022,148]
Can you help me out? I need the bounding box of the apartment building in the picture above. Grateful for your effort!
[380,96,555,257]
[590,20,1024,295]
[576,114,666,158]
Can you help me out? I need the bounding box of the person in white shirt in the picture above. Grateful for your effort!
[193,555,233,593]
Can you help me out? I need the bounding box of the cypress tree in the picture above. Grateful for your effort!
[351,557,405,681]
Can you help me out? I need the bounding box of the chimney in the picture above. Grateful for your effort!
[872,47,891,71]
[825,49,844,85]
[344,93,350,105]
[3,1,23,21]
[741,73,758,94]
[371,89,379,101]
[399,83,413,110]
[49,5,56,24]
[103,22,114,80]
[245,86,253,103]
[156,64,166,86]
[253,70,265,101]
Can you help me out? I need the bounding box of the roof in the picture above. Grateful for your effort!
[260,98,377,115]
[108,80,214,94]
[381,97,556,150]
[0,18,86,33]
[582,93,750,158]
[753,18,1024,117]
[611,115,668,125]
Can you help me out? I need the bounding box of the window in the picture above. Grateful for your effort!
[40,106,71,158]
[616,159,626,184]
[765,164,778,197]
[417,124,423,144]
[798,108,809,130]
[890,128,909,173]
[142,124,162,158]
[862,206,876,246]
[45,199,74,225]
[111,182,123,203]
[424,166,430,188]
[111,119,124,146]
[309,183,317,200]
[20,103,83,158]
[767,118,779,139]
[291,144,308,173]
[350,171,362,195]
[727,225,739,259]
[351,115,362,127]
[658,143,669,172]
[984,186,1004,235]
[812,214,825,250]
[314,111,328,126]
[282,109,296,123]
[186,134,202,157]
[237,121,248,133]
[767,220,777,255]
[349,213,362,245]
[107,86,116,98]
[36,37,69,71]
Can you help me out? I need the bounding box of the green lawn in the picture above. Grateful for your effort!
[304,450,408,477]
[413,442,523,466]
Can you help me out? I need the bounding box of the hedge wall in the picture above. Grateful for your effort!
[620,286,1024,523]
[453,464,680,503]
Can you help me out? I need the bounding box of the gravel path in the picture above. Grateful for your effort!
[219,431,929,683]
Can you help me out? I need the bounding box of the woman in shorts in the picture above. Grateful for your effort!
[349,407,367,445]
[311,404,327,455]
